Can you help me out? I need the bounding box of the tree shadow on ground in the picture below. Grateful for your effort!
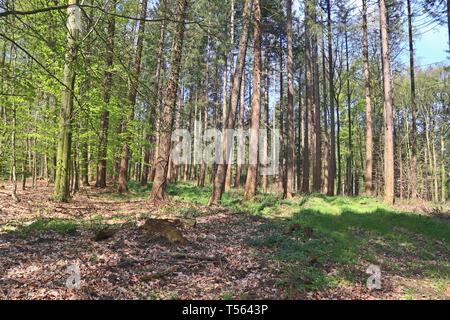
[247,205,450,297]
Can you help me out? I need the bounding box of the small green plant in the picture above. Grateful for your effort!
[221,293,234,300]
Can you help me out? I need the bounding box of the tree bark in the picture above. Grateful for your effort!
[407,0,418,199]
[235,72,245,188]
[262,53,270,193]
[225,0,236,192]
[362,0,373,196]
[11,78,18,201]
[302,0,312,194]
[278,43,285,193]
[379,0,395,204]
[53,0,79,202]
[151,0,189,200]
[209,0,253,205]
[344,28,353,196]
[285,0,294,199]
[244,0,262,200]
[118,0,147,193]
[312,2,321,193]
[146,2,167,186]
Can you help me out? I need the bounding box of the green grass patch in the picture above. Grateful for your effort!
[13,218,78,238]
[245,195,450,296]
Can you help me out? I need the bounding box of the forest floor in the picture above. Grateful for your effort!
[0,180,449,300]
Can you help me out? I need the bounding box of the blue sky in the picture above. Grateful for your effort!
[411,24,449,66]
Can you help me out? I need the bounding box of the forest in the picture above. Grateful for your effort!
[0,0,449,300]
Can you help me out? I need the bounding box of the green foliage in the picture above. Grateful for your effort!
[247,196,450,295]
[165,183,449,296]
[13,218,78,238]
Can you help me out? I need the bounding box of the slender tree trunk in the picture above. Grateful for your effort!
[285,0,294,198]
[244,0,262,200]
[235,72,245,188]
[362,0,373,196]
[9,41,19,201]
[170,92,182,184]
[73,144,79,192]
[379,0,395,204]
[279,45,285,193]
[441,130,446,202]
[326,0,335,196]
[302,0,312,194]
[53,0,79,202]
[262,55,270,193]
[12,96,18,202]
[312,4,321,193]
[447,0,450,52]
[320,24,329,194]
[337,98,342,195]
[151,0,188,200]
[297,66,303,192]
[209,0,253,205]
[424,111,433,200]
[225,0,236,192]
[407,0,418,199]
[80,137,89,186]
[146,3,167,186]
[344,29,353,196]
[118,0,147,193]
[95,2,116,188]
[199,39,209,187]
[431,118,439,202]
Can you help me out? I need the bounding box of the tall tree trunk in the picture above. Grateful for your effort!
[95,1,116,188]
[379,0,395,204]
[81,135,89,186]
[118,0,147,193]
[297,65,303,192]
[447,0,450,52]
[337,98,342,195]
[146,2,167,186]
[312,2,321,193]
[53,0,79,202]
[199,38,209,187]
[326,0,335,196]
[345,29,353,195]
[321,22,329,194]
[431,118,439,202]
[262,54,270,193]
[151,0,188,200]
[11,90,18,201]
[362,0,373,196]
[278,45,285,193]
[424,115,433,200]
[9,41,19,201]
[302,0,312,194]
[441,130,446,202]
[209,0,253,205]
[407,0,418,199]
[225,0,236,192]
[285,0,294,198]
[244,0,262,200]
[235,72,245,188]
